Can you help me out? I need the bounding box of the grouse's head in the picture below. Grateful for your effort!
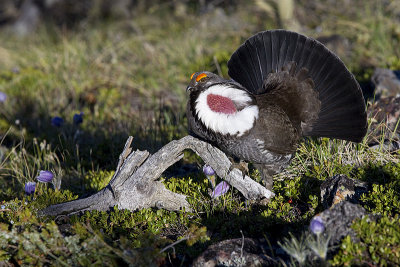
[186,71,259,137]
[186,71,224,93]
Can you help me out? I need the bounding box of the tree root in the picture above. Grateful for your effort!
[40,136,274,216]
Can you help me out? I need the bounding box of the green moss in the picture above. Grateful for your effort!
[0,192,173,266]
[34,187,79,209]
[361,184,400,216]
[70,205,195,242]
[83,170,114,192]
[331,216,400,266]
[0,188,78,226]
[0,118,11,133]
[389,56,400,70]
[354,163,400,216]
[356,162,400,183]
[331,163,400,265]
[261,177,319,223]
[0,218,164,266]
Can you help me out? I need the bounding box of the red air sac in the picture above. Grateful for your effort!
[207,94,237,114]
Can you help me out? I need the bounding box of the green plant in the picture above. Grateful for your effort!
[83,170,114,192]
[0,219,166,266]
[331,216,400,266]
[4,138,62,191]
[361,184,400,216]
[278,233,308,266]
[306,233,330,261]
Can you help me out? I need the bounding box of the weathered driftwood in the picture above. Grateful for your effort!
[40,136,274,216]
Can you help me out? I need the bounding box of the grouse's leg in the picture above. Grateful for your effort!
[228,157,249,178]
[253,163,282,191]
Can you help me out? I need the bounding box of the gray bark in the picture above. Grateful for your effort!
[40,136,275,216]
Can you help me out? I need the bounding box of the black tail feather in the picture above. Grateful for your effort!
[228,30,367,142]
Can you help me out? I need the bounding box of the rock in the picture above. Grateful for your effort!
[367,69,400,151]
[371,68,400,98]
[192,238,275,267]
[318,201,370,247]
[367,95,400,149]
[368,96,400,129]
[394,70,400,80]
[13,0,40,36]
[368,139,400,152]
[320,174,368,209]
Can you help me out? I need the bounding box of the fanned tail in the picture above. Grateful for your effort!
[227,30,367,142]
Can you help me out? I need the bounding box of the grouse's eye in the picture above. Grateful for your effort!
[190,72,196,80]
[196,73,208,82]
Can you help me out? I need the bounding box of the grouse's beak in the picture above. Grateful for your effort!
[186,85,194,92]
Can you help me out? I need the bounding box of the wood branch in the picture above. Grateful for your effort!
[39,136,274,217]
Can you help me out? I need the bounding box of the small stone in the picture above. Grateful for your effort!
[371,68,400,98]
[320,174,368,209]
[367,95,400,148]
[192,238,274,267]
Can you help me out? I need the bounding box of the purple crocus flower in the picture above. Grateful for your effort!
[37,170,54,183]
[25,182,36,195]
[0,92,6,103]
[11,67,20,74]
[211,181,230,198]
[203,165,215,176]
[51,116,64,127]
[73,112,84,125]
[310,215,325,235]
[203,164,216,188]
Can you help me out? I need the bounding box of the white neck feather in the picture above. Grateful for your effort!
[195,84,259,137]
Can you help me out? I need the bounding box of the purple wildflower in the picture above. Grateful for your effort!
[211,181,230,198]
[12,67,20,74]
[51,116,64,127]
[203,165,215,176]
[73,112,84,125]
[37,170,54,183]
[0,92,6,103]
[203,164,216,188]
[25,182,36,195]
[310,215,325,235]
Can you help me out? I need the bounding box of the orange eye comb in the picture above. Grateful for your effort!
[196,73,207,82]
[190,72,195,79]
